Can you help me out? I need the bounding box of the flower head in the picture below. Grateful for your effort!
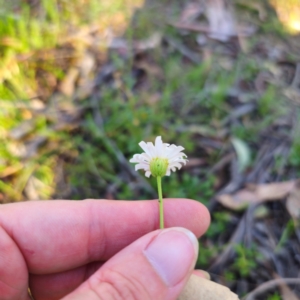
[130,136,188,177]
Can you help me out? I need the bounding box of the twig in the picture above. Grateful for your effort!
[209,153,235,174]
[169,22,255,38]
[291,63,300,90]
[208,204,258,273]
[208,206,250,272]
[243,278,300,300]
[91,131,156,197]
[208,154,244,212]
[164,36,201,64]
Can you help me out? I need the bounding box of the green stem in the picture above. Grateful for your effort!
[157,176,164,229]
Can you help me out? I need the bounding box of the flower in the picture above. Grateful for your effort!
[130,136,188,177]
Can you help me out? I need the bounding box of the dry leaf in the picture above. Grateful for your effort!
[24,176,53,200]
[24,136,47,158]
[270,0,300,34]
[24,176,40,200]
[171,0,255,42]
[217,190,258,210]
[205,0,236,42]
[0,164,23,178]
[135,33,162,51]
[59,67,79,96]
[217,180,296,210]
[179,2,204,23]
[9,120,36,140]
[77,52,95,80]
[109,33,162,52]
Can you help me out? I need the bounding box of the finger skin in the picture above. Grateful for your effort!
[0,226,29,300]
[62,229,198,300]
[29,262,103,300]
[0,199,210,300]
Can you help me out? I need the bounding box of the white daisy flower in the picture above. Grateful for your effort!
[130,136,188,178]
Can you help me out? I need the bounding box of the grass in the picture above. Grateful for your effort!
[0,0,143,202]
[1,0,291,203]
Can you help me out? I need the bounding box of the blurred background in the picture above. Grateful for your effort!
[1,0,300,298]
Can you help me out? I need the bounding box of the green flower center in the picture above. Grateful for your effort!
[150,157,169,177]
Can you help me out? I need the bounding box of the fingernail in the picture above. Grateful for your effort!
[143,227,198,287]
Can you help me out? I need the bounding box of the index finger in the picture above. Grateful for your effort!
[0,199,210,274]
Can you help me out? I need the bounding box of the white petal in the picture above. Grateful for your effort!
[129,154,143,163]
[135,163,150,171]
[169,162,183,170]
[139,141,154,158]
[139,153,151,162]
[130,153,151,164]
[167,146,186,160]
[155,136,164,156]
[169,158,187,165]
[145,170,152,177]
[146,142,157,157]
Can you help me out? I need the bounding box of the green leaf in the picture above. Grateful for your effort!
[231,137,251,172]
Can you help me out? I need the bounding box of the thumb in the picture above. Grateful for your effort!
[62,227,198,300]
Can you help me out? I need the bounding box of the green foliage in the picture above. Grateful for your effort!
[0,1,64,200]
[67,72,217,199]
[58,45,226,200]
[231,137,251,172]
[163,174,215,204]
[258,86,276,116]
[223,271,236,282]
[232,244,260,277]
[0,0,296,209]
[276,219,295,251]
[231,112,278,143]
[197,240,219,268]
[261,15,288,36]
[289,137,300,168]
[197,212,232,268]
[0,0,143,201]
[206,212,231,238]
[267,292,282,300]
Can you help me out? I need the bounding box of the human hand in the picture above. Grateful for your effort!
[0,198,210,300]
